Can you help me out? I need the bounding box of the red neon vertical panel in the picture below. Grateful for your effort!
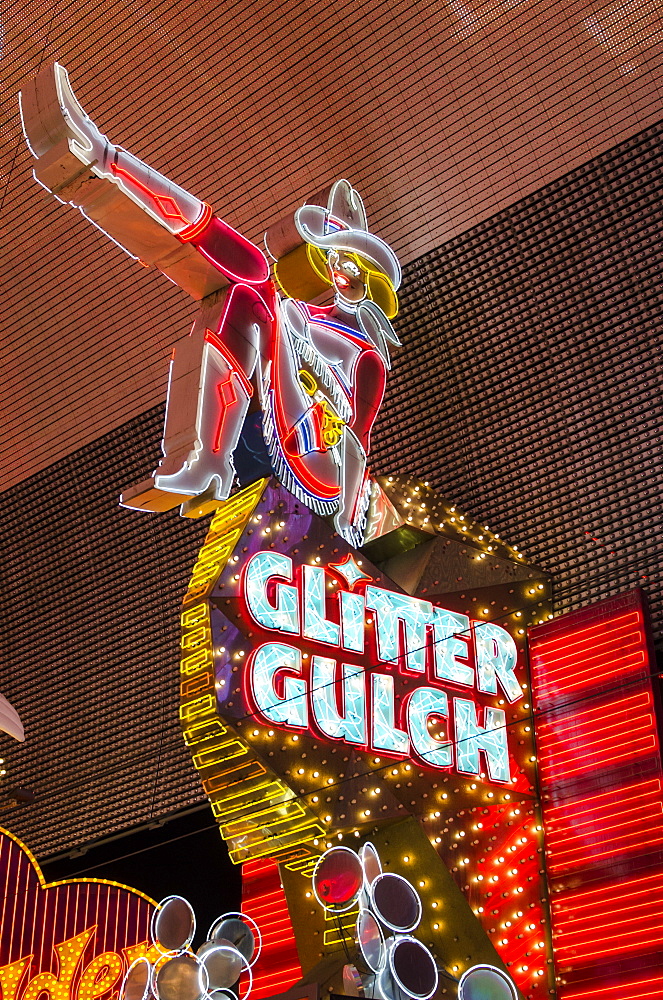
[535,689,658,784]
[544,778,663,872]
[241,858,302,999]
[561,973,663,1000]
[550,872,663,963]
[528,590,663,999]
[529,610,648,700]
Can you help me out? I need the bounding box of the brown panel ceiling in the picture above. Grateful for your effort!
[1,0,661,492]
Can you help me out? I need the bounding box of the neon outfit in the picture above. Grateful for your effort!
[153,220,390,544]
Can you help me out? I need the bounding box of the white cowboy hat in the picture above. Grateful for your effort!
[294,179,401,290]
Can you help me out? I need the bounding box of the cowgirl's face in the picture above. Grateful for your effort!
[327,250,366,303]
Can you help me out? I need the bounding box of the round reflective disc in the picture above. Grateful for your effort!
[154,955,206,1000]
[121,958,152,1000]
[458,965,518,1000]
[356,908,385,973]
[360,843,382,887]
[152,896,196,955]
[208,919,255,963]
[197,942,245,990]
[209,912,262,967]
[389,937,438,1000]
[370,873,421,932]
[313,847,363,912]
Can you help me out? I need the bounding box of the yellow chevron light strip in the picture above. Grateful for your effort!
[179,479,324,864]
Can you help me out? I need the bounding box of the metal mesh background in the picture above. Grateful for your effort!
[372,118,663,638]
[0,410,206,856]
[0,119,660,857]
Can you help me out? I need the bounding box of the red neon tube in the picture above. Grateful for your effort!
[537,691,651,736]
[562,976,663,1000]
[545,778,661,820]
[529,611,641,655]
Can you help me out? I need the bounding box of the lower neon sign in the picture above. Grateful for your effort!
[0,826,155,1000]
[238,551,522,781]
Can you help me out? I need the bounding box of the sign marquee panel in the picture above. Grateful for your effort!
[0,827,155,1000]
[180,476,553,999]
[212,486,521,783]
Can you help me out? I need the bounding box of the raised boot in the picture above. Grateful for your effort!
[20,63,225,299]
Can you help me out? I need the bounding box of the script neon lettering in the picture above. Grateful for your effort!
[246,640,512,777]
[406,687,452,768]
[249,642,307,728]
[302,565,340,646]
[0,959,31,1000]
[454,700,510,782]
[239,553,520,780]
[0,930,139,1000]
[21,929,96,1000]
[311,656,365,744]
[339,590,365,652]
[371,672,409,755]
[432,608,474,687]
[77,953,123,1000]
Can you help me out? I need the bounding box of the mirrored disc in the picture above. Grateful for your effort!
[154,955,207,1000]
[208,912,262,967]
[370,873,421,932]
[389,937,438,1000]
[377,955,397,1000]
[197,943,245,990]
[356,908,385,973]
[360,843,382,887]
[208,919,255,963]
[313,847,363,913]
[151,896,196,955]
[458,965,518,1000]
[121,958,152,1000]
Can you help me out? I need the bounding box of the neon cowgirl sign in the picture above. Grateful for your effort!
[238,550,520,782]
[20,63,401,547]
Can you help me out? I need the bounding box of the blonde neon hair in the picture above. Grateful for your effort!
[274,243,399,319]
